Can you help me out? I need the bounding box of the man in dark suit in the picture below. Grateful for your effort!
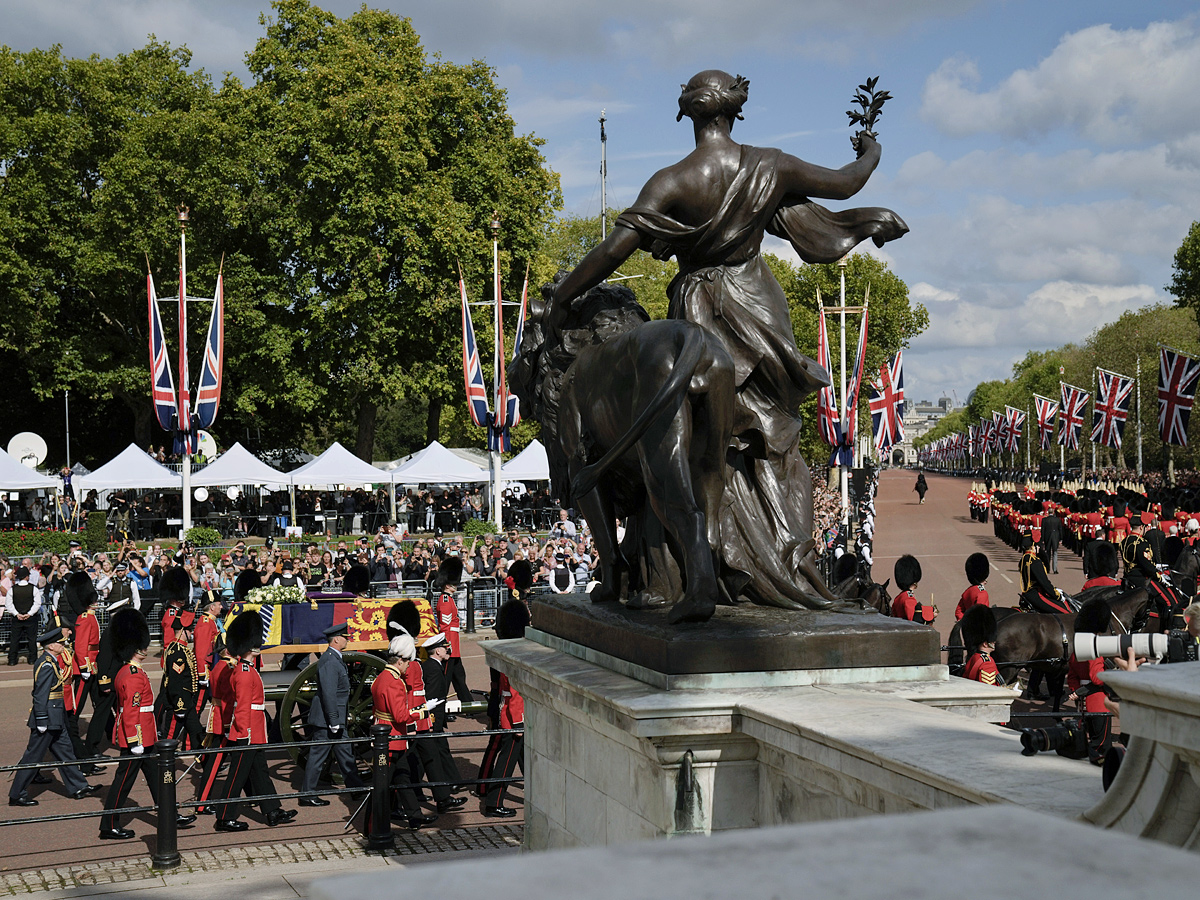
[1040,509,1063,575]
[418,634,467,814]
[299,623,365,806]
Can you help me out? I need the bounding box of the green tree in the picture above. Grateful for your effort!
[1167,221,1200,331]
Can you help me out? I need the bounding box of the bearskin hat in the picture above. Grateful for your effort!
[964,553,989,586]
[893,555,921,591]
[960,604,997,652]
[64,571,98,613]
[1087,541,1120,578]
[507,559,534,596]
[833,553,859,584]
[342,564,371,596]
[225,610,264,658]
[1164,535,1185,567]
[1074,598,1112,636]
[387,599,422,638]
[434,556,464,590]
[110,608,150,664]
[159,566,192,606]
[495,599,530,640]
[1162,504,1176,523]
[234,569,261,603]
[1112,498,1127,519]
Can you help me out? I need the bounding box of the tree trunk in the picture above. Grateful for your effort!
[425,398,443,445]
[355,399,377,462]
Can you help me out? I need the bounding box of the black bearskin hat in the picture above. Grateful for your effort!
[964,553,989,586]
[507,559,534,596]
[434,556,464,590]
[833,553,859,584]
[1074,598,1112,636]
[495,599,530,640]
[1164,535,1185,567]
[110,608,150,664]
[960,604,997,652]
[387,599,422,638]
[234,569,261,603]
[1087,541,1119,578]
[159,566,192,606]
[1112,498,1127,519]
[65,571,98,613]
[225,610,264,658]
[893,555,921,591]
[342,564,371,596]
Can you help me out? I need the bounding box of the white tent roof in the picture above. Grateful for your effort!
[391,441,490,485]
[190,442,291,488]
[75,444,182,491]
[500,440,550,481]
[0,447,60,490]
[288,441,388,488]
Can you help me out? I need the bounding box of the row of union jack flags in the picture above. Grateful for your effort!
[815,299,872,466]
[920,347,1200,464]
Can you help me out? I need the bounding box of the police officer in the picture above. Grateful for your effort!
[8,627,98,806]
[299,622,365,806]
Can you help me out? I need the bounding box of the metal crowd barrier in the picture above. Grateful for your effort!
[0,725,525,868]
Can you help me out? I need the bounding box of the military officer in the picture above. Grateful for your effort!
[369,633,435,829]
[418,633,468,813]
[433,558,471,703]
[299,622,366,807]
[1019,536,1072,614]
[157,617,204,751]
[8,627,98,806]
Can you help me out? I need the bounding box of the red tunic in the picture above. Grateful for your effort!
[226,659,268,744]
[436,590,461,656]
[74,609,100,675]
[1082,575,1121,591]
[402,656,431,732]
[891,589,934,624]
[58,650,78,715]
[193,613,219,680]
[371,664,420,750]
[1066,656,1107,714]
[113,663,157,748]
[1107,516,1130,544]
[498,673,524,729]
[955,584,989,620]
[964,651,1000,685]
[161,606,196,648]
[208,659,234,736]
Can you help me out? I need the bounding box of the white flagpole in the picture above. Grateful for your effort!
[1136,355,1143,477]
[839,257,848,530]
[490,214,503,530]
[179,207,191,536]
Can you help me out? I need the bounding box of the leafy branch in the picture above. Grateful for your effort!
[847,76,892,153]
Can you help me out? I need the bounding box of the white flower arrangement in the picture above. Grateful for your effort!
[245,584,307,606]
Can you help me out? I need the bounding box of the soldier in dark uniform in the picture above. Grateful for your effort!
[298,622,365,807]
[417,633,468,814]
[1019,536,1072,614]
[1145,507,1168,565]
[433,558,472,703]
[8,627,98,806]
[157,617,204,751]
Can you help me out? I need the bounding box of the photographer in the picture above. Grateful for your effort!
[1065,599,1115,765]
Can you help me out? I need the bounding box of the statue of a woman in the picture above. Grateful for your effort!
[550,70,907,611]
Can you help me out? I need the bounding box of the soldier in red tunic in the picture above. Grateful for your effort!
[159,567,195,652]
[955,553,990,621]
[433,557,472,703]
[1066,599,1115,765]
[192,593,223,715]
[195,644,236,814]
[64,573,102,768]
[960,605,1001,686]
[479,599,528,818]
[370,632,435,828]
[1081,541,1122,591]
[212,611,297,831]
[889,555,934,624]
[98,608,197,840]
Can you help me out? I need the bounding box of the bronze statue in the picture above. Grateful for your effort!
[514,70,908,622]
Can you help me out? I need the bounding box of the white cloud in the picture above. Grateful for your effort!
[920,20,1200,144]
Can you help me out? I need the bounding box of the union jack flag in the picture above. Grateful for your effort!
[1158,347,1200,447]
[176,260,191,453]
[1004,406,1025,453]
[505,273,529,431]
[884,351,904,443]
[147,272,177,434]
[978,418,991,456]
[1091,367,1134,448]
[992,410,1006,454]
[868,376,892,453]
[492,265,508,432]
[460,275,490,429]
[841,306,869,455]
[193,266,224,431]
[1033,394,1058,450]
[815,302,840,448]
[868,356,904,453]
[1057,382,1090,450]
[968,424,979,458]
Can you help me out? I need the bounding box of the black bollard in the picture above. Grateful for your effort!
[465,581,476,634]
[152,739,181,870]
[366,724,394,851]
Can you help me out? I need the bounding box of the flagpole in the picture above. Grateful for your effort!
[490,213,503,531]
[1090,367,1096,475]
[1026,403,1031,471]
[839,257,848,531]
[1136,355,1143,477]
[179,206,192,537]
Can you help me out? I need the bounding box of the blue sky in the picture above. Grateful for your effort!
[4,0,1200,405]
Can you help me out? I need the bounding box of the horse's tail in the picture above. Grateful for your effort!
[570,328,705,500]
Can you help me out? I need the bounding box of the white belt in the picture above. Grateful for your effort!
[450,627,460,632]
[140,705,155,713]
[251,703,266,711]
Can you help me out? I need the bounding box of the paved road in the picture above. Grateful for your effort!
[0,632,510,873]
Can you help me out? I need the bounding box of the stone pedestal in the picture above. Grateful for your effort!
[486,637,1095,850]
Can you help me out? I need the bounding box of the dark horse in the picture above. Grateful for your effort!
[831,572,891,615]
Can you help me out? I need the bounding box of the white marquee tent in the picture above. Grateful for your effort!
[288,441,388,488]
[0,447,60,490]
[190,442,290,488]
[74,444,182,491]
[500,440,550,481]
[389,441,490,485]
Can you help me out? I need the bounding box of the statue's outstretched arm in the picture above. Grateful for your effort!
[548,224,642,332]
[778,134,881,202]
